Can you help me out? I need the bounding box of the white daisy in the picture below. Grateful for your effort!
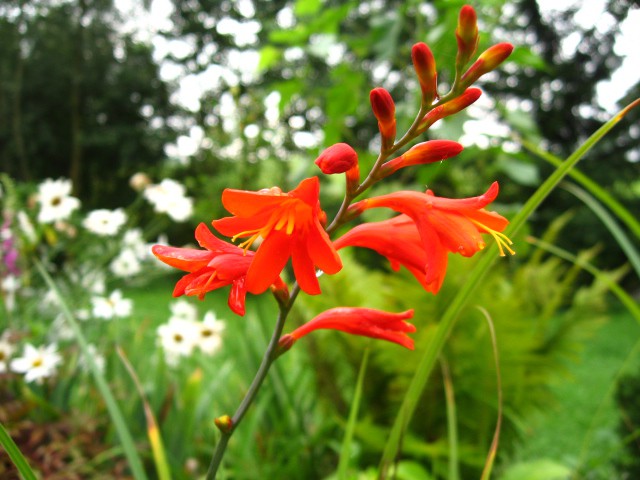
[157,318,200,366]
[197,311,225,355]
[143,179,193,222]
[169,299,198,323]
[37,178,80,224]
[122,228,148,258]
[91,289,133,319]
[83,209,127,236]
[10,343,62,383]
[110,249,142,277]
[77,344,105,374]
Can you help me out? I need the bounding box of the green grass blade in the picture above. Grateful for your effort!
[0,422,38,480]
[337,346,370,480]
[34,260,149,480]
[476,307,503,480]
[562,182,640,279]
[440,358,459,480]
[378,99,640,477]
[526,237,640,324]
[117,346,172,480]
[519,137,640,240]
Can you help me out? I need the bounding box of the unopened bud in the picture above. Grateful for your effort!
[275,334,296,357]
[455,5,479,68]
[315,143,359,174]
[411,43,437,106]
[419,88,482,131]
[214,415,233,433]
[379,140,464,177]
[129,172,152,192]
[370,88,397,149]
[270,278,290,307]
[460,43,514,87]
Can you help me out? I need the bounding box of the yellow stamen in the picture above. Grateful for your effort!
[470,219,515,257]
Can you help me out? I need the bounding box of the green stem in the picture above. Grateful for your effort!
[205,285,301,479]
[0,422,38,480]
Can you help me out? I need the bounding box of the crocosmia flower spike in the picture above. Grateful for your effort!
[279,307,416,351]
[212,176,342,296]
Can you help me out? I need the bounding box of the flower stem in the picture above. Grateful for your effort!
[205,285,301,479]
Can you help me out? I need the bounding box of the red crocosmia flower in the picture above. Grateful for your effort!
[152,223,285,316]
[212,176,342,296]
[334,214,443,293]
[279,307,416,351]
[348,182,514,290]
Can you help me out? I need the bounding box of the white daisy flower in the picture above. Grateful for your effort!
[122,228,148,259]
[83,209,127,236]
[91,289,133,319]
[37,178,81,224]
[0,338,16,373]
[10,343,62,383]
[110,249,142,277]
[143,179,193,222]
[157,318,200,366]
[169,299,198,323]
[197,311,225,355]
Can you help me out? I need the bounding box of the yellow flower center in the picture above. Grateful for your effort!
[232,199,307,253]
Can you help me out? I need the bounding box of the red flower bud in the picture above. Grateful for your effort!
[411,42,437,106]
[456,5,479,68]
[287,307,416,350]
[460,43,514,87]
[379,140,464,177]
[315,143,359,174]
[419,87,482,131]
[370,87,397,149]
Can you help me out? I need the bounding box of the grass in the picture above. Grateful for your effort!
[507,308,640,477]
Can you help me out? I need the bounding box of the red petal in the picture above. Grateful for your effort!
[291,238,321,295]
[245,230,292,294]
[152,245,213,272]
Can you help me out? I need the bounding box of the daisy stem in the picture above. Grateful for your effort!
[205,285,301,479]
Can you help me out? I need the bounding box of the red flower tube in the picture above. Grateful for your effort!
[280,307,416,351]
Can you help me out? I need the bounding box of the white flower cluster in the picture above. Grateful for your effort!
[143,178,193,222]
[157,300,225,366]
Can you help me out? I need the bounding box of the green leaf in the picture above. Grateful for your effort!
[497,154,540,186]
[500,459,572,480]
[0,422,38,480]
[508,47,551,72]
[258,45,281,72]
[294,0,322,17]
